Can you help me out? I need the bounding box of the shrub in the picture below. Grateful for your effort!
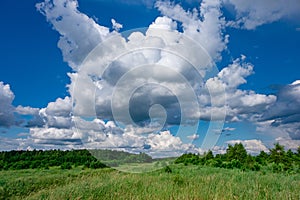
[230,159,242,169]
[90,161,106,169]
[175,153,200,165]
[164,166,172,173]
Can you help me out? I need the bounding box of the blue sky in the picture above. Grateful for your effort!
[0,0,300,156]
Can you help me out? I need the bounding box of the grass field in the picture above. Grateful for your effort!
[0,164,299,200]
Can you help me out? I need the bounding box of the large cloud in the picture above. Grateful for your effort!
[36,0,229,129]
[64,0,228,131]
[260,80,300,140]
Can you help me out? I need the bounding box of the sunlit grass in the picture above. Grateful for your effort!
[113,160,173,173]
[1,165,299,200]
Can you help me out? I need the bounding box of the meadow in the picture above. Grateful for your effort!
[1,164,300,200]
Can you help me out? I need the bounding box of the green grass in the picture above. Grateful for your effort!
[1,165,300,200]
[114,159,174,173]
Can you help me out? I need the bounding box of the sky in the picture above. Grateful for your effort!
[0,0,300,157]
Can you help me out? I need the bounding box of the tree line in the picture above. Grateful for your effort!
[1,143,299,173]
[175,143,300,173]
[0,148,154,170]
[0,149,106,170]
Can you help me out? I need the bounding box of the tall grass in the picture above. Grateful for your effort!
[1,165,299,200]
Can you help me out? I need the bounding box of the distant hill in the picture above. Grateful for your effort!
[0,148,153,170]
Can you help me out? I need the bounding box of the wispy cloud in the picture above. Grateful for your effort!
[225,0,300,29]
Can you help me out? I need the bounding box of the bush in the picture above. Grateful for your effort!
[205,159,216,167]
[230,159,242,169]
[175,153,200,165]
[164,166,172,173]
[250,163,261,171]
[271,163,284,173]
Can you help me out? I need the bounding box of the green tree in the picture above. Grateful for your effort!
[269,143,285,164]
[256,151,269,165]
[226,143,247,163]
[204,150,214,160]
